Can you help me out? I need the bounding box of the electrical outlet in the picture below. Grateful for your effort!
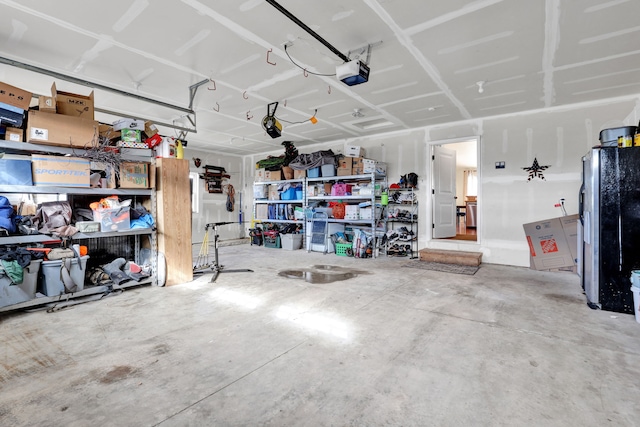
[495,161,505,169]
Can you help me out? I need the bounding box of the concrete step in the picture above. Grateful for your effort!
[418,248,482,266]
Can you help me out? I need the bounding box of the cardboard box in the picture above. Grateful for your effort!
[93,207,131,232]
[0,159,32,185]
[120,128,142,143]
[144,121,158,137]
[560,215,579,263]
[268,184,279,200]
[98,124,120,141]
[117,140,147,149]
[145,133,162,149]
[359,159,386,175]
[265,170,282,181]
[119,162,150,188]
[359,207,381,220]
[76,221,100,233]
[38,95,56,113]
[345,145,365,157]
[293,169,306,179]
[121,148,153,159]
[523,214,579,270]
[345,205,359,220]
[91,162,116,189]
[5,127,23,142]
[255,168,266,182]
[256,204,268,220]
[52,83,94,119]
[27,110,99,148]
[0,82,32,110]
[31,154,90,187]
[338,156,352,170]
[113,118,145,131]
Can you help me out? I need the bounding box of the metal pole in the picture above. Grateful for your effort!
[265,0,350,63]
[0,56,194,115]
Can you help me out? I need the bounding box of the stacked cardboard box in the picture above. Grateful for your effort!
[31,154,91,187]
[26,83,99,148]
[337,157,352,176]
[0,82,32,128]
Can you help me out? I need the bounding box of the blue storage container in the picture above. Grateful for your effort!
[307,167,320,178]
[281,187,297,200]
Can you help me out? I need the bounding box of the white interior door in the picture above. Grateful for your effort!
[433,145,457,238]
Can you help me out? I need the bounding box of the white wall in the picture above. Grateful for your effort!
[428,97,639,265]
[241,96,640,266]
[185,148,245,245]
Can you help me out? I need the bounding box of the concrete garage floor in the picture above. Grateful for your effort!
[2,244,640,426]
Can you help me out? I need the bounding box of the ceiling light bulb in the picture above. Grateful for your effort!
[476,81,486,94]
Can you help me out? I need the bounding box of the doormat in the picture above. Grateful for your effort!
[402,261,479,275]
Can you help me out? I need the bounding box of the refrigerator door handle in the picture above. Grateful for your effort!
[578,182,585,225]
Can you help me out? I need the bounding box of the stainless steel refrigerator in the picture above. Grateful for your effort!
[579,146,640,314]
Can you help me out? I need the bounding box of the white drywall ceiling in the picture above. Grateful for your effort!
[0,0,639,155]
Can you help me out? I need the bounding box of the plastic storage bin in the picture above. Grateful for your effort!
[281,234,303,250]
[0,259,42,307]
[263,231,281,248]
[321,164,336,177]
[281,187,298,200]
[335,242,352,256]
[307,167,320,178]
[40,255,89,296]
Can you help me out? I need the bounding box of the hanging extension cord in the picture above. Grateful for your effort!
[554,198,568,216]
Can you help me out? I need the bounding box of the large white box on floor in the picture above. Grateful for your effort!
[306,222,344,253]
[0,259,42,307]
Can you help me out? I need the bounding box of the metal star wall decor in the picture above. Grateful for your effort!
[522,157,550,181]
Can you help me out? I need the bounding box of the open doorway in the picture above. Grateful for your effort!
[431,138,479,242]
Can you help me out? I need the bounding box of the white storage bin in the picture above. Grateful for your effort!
[0,259,42,307]
[40,256,89,296]
[281,234,303,250]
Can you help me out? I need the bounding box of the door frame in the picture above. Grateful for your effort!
[425,135,481,248]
